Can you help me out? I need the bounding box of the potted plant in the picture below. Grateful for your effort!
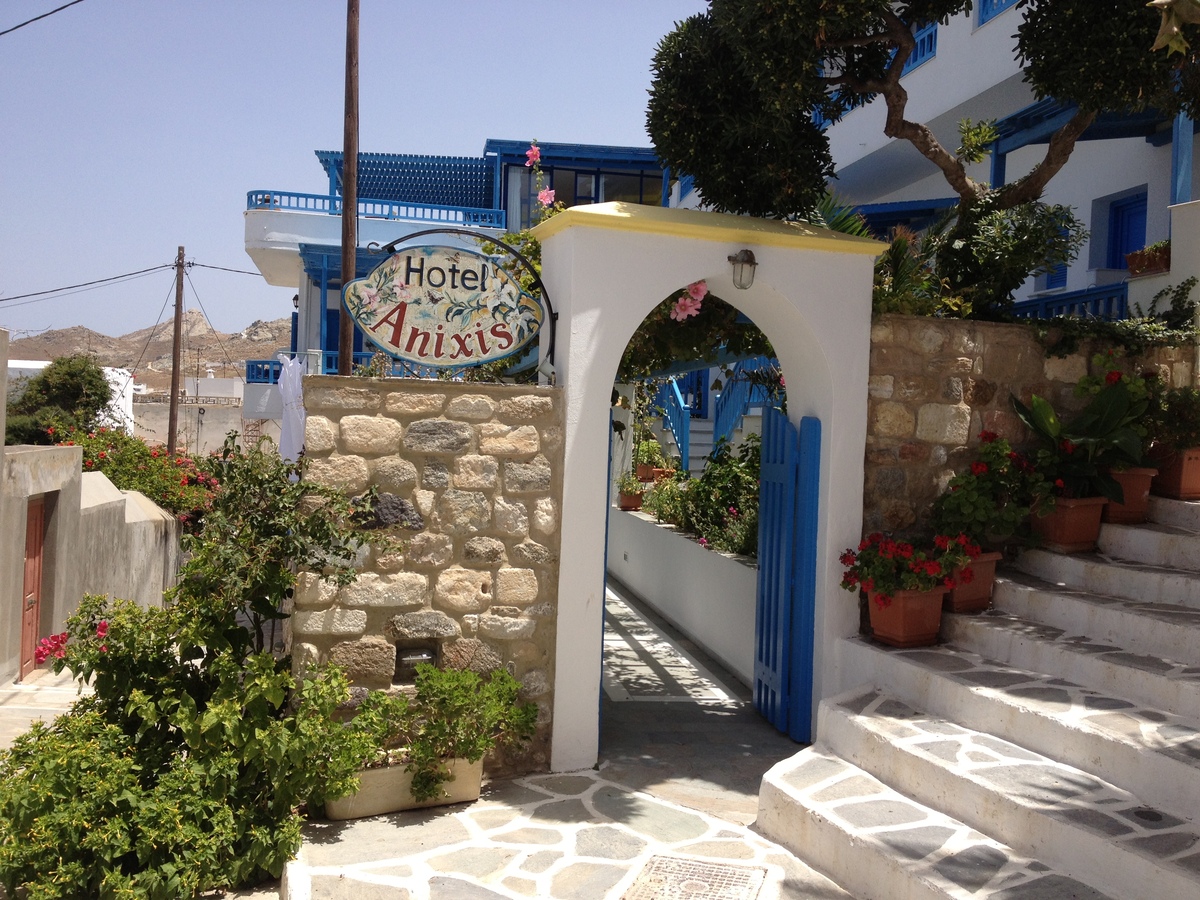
[634,438,667,481]
[1125,238,1171,277]
[929,431,1044,612]
[1146,386,1200,501]
[1012,380,1146,551]
[616,470,645,511]
[839,533,977,647]
[326,663,537,820]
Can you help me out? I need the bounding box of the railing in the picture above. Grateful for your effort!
[1010,283,1129,321]
[674,369,709,418]
[246,359,283,384]
[654,380,690,469]
[714,356,775,446]
[245,352,465,384]
[901,21,937,74]
[245,190,506,229]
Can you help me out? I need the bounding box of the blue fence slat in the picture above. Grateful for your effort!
[1010,283,1128,321]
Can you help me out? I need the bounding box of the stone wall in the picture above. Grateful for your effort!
[864,314,1196,536]
[295,375,563,776]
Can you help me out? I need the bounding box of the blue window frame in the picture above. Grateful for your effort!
[979,0,1019,25]
[1107,193,1148,270]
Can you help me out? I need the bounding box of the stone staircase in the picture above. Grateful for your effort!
[757,497,1200,899]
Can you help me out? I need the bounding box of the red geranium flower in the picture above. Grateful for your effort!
[971,461,988,476]
[1105,370,1122,385]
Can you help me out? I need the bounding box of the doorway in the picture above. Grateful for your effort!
[20,498,46,681]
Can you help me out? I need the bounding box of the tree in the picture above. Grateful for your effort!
[5,354,112,445]
[648,0,1199,219]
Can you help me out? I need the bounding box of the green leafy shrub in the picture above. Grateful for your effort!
[5,354,113,445]
[930,431,1046,545]
[642,471,690,527]
[0,434,382,898]
[683,434,761,556]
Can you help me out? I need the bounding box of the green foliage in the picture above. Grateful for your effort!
[5,354,113,445]
[956,119,999,165]
[1034,278,1199,357]
[57,426,215,527]
[348,665,536,803]
[872,227,954,316]
[930,432,1047,544]
[616,470,644,496]
[1144,384,1200,452]
[634,439,666,468]
[1132,275,1199,330]
[642,471,690,528]
[839,532,979,604]
[0,434,379,898]
[684,435,761,556]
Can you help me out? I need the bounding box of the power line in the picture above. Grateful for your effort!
[0,265,174,303]
[185,271,247,385]
[0,0,87,38]
[189,262,263,277]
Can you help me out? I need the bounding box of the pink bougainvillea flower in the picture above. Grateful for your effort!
[538,187,555,207]
[686,280,708,302]
[670,296,702,321]
[525,144,541,167]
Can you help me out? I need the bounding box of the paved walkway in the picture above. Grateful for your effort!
[0,667,88,749]
[285,581,846,899]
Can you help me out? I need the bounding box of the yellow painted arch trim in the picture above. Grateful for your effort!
[530,202,884,257]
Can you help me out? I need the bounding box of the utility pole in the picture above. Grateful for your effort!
[167,246,184,455]
[338,0,359,376]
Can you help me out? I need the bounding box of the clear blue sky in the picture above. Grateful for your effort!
[0,0,706,339]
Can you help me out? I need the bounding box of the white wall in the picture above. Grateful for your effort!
[607,510,757,684]
[533,203,879,771]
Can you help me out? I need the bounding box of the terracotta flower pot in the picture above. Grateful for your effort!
[635,463,656,481]
[325,758,483,820]
[1031,496,1107,553]
[867,587,947,648]
[617,492,643,511]
[1102,468,1158,524]
[945,551,1003,613]
[1150,447,1200,501]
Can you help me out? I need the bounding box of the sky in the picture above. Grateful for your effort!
[0,0,707,340]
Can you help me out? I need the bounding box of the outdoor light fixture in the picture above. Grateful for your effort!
[728,249,757,290]
[292,294,300,309]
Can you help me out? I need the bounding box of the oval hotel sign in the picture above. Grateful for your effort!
[342,246,544,367]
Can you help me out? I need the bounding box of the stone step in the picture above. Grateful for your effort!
[1098,522,1200,573]
[841,636,1200,816]
[943,602,1200,719]
[1015,548,1200,611]
[757,745,1117,900]
[1150,496,1200,531]
[991,570,1200,670]
[819,688,1200,900]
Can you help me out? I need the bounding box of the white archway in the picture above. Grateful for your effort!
[531,203,880,771]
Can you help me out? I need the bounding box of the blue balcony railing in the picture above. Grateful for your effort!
[902,21,937,74]
[246,190,506,229]
[245,352,458,384]
[654,380,691,470]
[1010,283,1129,321]
[713,356,775,446]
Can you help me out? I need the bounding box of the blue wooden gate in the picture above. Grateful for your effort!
[754,407,821,742]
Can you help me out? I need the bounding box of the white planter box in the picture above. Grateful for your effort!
[324,758,483,820]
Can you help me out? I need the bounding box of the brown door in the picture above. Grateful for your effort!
[20,499,45,681]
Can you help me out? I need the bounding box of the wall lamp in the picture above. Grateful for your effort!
[728,249,757,290]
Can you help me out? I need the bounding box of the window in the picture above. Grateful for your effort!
[979,0,1019,26]
[1107,193,1148,270]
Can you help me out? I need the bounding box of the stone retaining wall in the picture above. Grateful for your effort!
[864,314,1196,536]
[295,375,564,776]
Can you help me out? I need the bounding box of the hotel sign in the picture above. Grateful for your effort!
[343,245,544,367]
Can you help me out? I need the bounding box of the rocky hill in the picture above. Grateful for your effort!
[6,310,292,391]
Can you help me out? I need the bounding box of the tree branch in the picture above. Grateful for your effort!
[994,108,1098,207]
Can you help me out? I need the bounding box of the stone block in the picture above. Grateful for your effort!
[532,498,557,534]
[305,455,370,495]
[541,426,563,454]
[505,457,552,493]
[407,532,454,567]
[441,638,502,672]
[305,386,380,412]
[374,549,405,573]
[520,670,550,699]
[385,610,460,642]
[304,416,337,455]
[479,423,540,456]
[329,637,396,686]
[873,402,915,438]
[917,324,948,354]
[294,571,339,609]
[292,608,367,637]
[497,568,539,606]
[870,320,894,343]
[1044,354,1088,384]
[414,490,436,516]
[404,419,474,453]
[510,640,547,667]
[423,462,450,489]
[881,499,917,532]
[366,493,424,530]
[339,572,428,608]
[464,536,507,564]
[454,455,499,489]
[915,403,971,445]
[371,457,418,492]
[963,378,997,406]
[385,392,445,416]
[435,566,493,613]
[511,540,556,567]
[499,395,555,421]
[494,498,529,537]
[897,442,930,462]
[479,614,537,641]
[293,642,321,679]
[942,377,963,403]
[340,415,403,455]
[446,394,496,420]
[868,375,894,399]
[438,489,491,535]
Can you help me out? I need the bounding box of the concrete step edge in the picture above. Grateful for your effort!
[1149,496,1200,531]
[1098,522,1200,572]
[1014,549,1200,611]
[756,746,1118,900]
[819,689,1200,900]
